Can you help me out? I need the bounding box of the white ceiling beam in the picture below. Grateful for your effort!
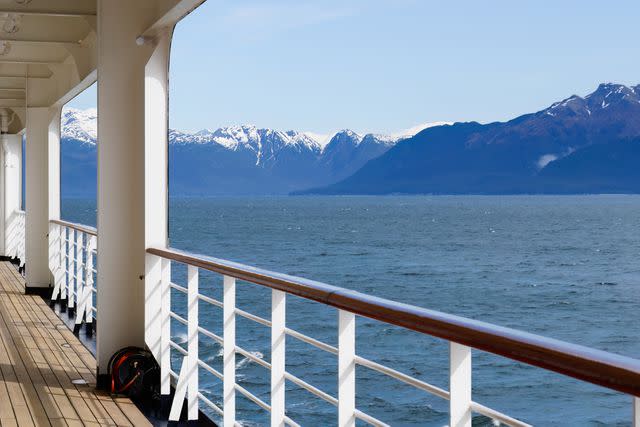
[0,39,82,48]
[0,36,84,44]
[0,74,49,79]
[0,8,95,17]
[0,59,61,65]
[0,99,25,107]
[138,0,206,40]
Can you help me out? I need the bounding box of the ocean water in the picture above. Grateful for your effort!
[62,195,640,426]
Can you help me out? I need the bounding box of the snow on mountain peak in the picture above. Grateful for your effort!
[59,108,448,166]
[61,107,97,144]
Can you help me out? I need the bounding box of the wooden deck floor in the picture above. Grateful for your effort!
[0,261,152,427]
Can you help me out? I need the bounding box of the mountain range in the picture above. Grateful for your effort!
[60,109,443,196]
[299,83,640,194]
[61,83,640,197]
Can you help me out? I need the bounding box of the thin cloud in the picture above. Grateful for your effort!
[220,2,357,39]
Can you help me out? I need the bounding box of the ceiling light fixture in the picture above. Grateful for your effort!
[2,14,21,34]
[0,41,10,56]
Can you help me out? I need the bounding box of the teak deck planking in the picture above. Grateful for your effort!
[0,261,151,427]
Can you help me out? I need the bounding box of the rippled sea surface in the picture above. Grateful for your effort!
[62,195,640,426]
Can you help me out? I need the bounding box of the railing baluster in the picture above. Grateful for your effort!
[50,223,63,301]
[170,356,190,421]
[450,342,472,427]
[634,397,640,427]
[61,227,68,302]
[338,310,356,427]
[67,228,75,311]
[271,289,286,427]
[160,257,171,395]
[223,275,236,427]
[84,235,96,326]
[187,265,199,420]
[74,231,84,324]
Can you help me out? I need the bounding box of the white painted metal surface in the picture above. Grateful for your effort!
[187,265,199,420]
[25,107,53,288]
[49,221,97,331]
[160,257,171,395]
[154,251,535,426]
[450,343,472,427]
[271,290,286,427]
[7,209,25,266]
[338,310,356,427]
[2,134,22,258]
[223,275,236,427]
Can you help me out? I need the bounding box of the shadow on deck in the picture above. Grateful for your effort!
[0,261,151,427]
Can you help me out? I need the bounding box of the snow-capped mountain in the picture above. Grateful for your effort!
[61,110,442,195]
[301,83,640,195]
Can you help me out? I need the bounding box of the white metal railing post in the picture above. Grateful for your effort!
[61,227,68,301]
[67,228,75,310]
[18,211,25,266]
[223,275,236,427]
[84,235,96,325]
[634,397,640,427]
[187,265,199,420]
[74,231,84,322]
[50,223,63,301]
[160,258,171,395]
[271,289,286,427]
[450,342,472,427]
[338,310,356,427]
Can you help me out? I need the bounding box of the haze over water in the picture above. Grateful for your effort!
[62,195,640,425]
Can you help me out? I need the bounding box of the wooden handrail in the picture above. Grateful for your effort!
[50,219,97,236]
[147,246,640,397]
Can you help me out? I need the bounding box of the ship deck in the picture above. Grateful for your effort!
[0,261,151,427]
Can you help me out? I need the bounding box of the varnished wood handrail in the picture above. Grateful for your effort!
[147,245,640,397]
[50,219,97,236]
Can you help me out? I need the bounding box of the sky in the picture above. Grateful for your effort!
[69,0,640,136]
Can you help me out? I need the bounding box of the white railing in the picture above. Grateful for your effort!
[7,209,25,267]
[49,219,97,332]
[145,247,640,426]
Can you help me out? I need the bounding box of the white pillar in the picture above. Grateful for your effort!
[25,107,60,293]
[96,0,167,375]
[144,28,171,367]
[48,107,61,222]
[1,134,22,257]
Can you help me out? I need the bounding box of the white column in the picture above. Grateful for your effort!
[96,0,163,374]
[144,28,171,366]
[24,104,60,293]
[450,342,472,427]
[48,106,61,289]
[48,107,61,224]
[2,134,22,257]
[25,108,50,290]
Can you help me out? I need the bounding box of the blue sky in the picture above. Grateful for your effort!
[69,0,640,135]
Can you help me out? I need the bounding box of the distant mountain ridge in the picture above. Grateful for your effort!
[300,83,640,195]
[61,111,442,196]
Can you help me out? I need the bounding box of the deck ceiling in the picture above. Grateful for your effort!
[0,0,96,85]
